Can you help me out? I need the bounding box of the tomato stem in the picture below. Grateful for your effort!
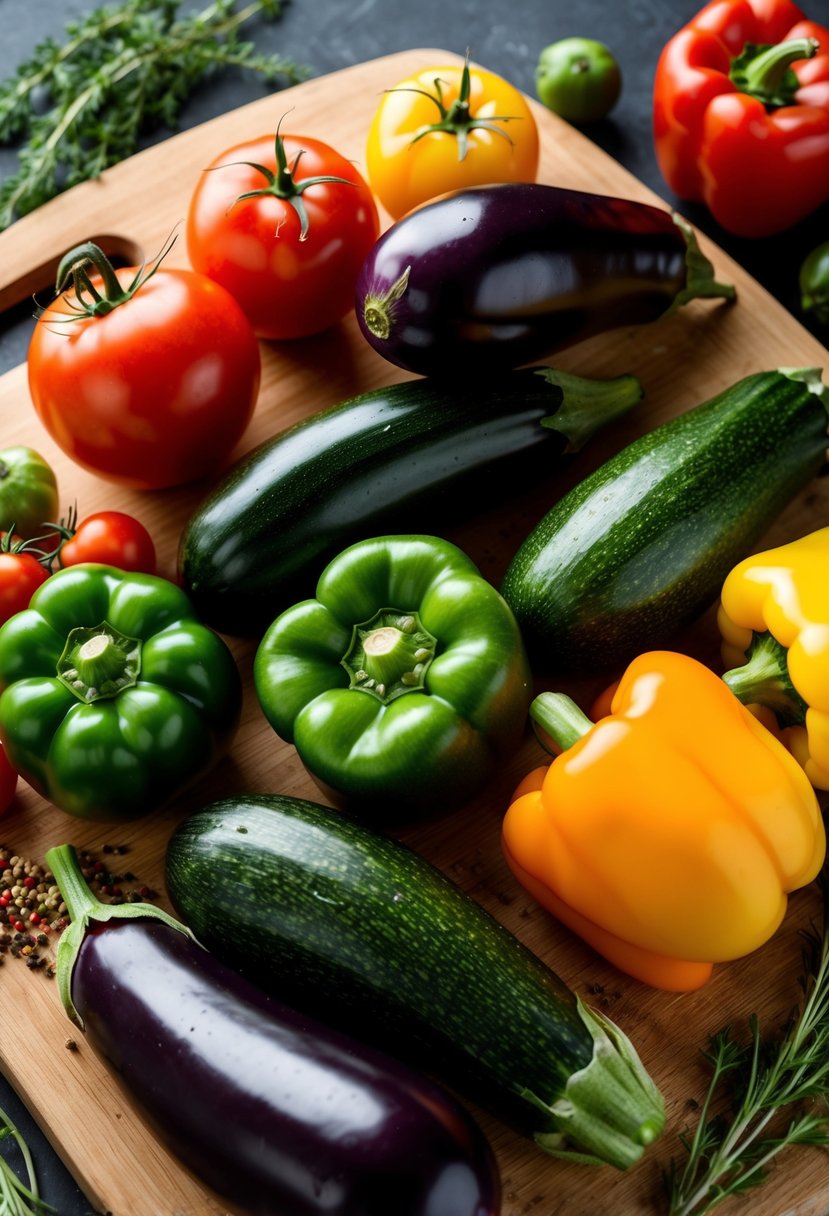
[43,232,177,323]
[216,114,354,241]
[392,49,520,162]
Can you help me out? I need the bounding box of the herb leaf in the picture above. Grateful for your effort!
[0,1101,55,1215]
[0,0,309,231]
[667,879,829,1215]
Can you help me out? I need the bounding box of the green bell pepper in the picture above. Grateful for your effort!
[254,534,532,817]
[0,564,241,821]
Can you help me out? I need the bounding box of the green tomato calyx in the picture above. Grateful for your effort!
[57,621,142,703]
[342,608,437,704]
[395,49,519,162]
[220,114,354,241]
[45,232,176,322]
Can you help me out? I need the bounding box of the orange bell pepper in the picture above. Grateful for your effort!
[719,525,829,790]
[502,651,825,992]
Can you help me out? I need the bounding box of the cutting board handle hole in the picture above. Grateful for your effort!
[0,233,144,322]
[0,235,144,361]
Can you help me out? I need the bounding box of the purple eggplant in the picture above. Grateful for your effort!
[46,844,500,1216]
[355,183,735,377]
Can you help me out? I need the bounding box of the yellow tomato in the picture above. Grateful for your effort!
[366,59,540,219]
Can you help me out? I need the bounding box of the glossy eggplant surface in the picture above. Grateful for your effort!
[356,183,733,377]
[72,919,500,1216]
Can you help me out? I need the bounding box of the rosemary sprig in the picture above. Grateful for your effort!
[666,878,829,1215]
[0,0,309,230]
[0,1102,55,1215]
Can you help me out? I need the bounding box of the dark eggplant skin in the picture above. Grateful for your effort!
[178,366,640,635]
[355,183,734,377]
[71,919,501,1216]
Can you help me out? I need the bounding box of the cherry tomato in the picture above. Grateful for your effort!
[0,550,49,625]
[800,240,829,326]
[0,447,58,540]
[59,511,156,574]
[187,126,380,340]
[366,57,539,220]
[535,38,622,124]
[0,744,17,814]
[28,240,261,490]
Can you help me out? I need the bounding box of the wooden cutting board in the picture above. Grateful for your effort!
[0,48,828,1216]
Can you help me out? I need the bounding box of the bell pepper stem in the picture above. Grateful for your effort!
[537,368,643,452]
[722,630,808,727]
[531,692,594,754]
[527,997,665,1169]
[730,36,819,107]
[45,843,193,1031]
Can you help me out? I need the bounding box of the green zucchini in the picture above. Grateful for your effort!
[164,793,665,1170]
[501,368,829,673]
[178,367,642,635]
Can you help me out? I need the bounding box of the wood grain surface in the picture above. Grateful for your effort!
[0,49,828,1216]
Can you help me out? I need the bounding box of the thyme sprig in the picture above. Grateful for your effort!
[0,1102,55,1215]
[0,0,308,230]
[667,878,829,1215]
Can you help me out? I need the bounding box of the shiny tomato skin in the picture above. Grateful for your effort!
[0,552,48,625]
[186,134,380,340]
[28,268,261,490]
[60,511,157,575]
[366,64,539,220]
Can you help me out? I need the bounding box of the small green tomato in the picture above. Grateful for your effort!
[535,37,622,124]
[800,241,829,327]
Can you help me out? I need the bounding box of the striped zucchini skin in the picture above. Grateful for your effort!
[501,370,829,674]
[165,794,663,1167]
[176,368,639,636]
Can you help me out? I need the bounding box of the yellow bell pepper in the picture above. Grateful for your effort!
[502,651,825,992]
[719,526,829,790]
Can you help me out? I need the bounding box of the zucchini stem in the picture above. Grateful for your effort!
[529,998,665,1168]
[536,368,643,452]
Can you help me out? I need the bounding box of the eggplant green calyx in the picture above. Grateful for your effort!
[528,998,665,1168]
[394,50,520,162]
[46,843,194,1030]
[57,621,141,703]
[535,367,643,452]
[45,232,177,322]
[723,630,809,727]
[730,37,818,108]
[671,214,736,310]
[219,114,354,241]
[530,691,593,754]
[342,608,437,703]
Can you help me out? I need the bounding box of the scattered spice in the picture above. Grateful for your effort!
[0,842,157,978]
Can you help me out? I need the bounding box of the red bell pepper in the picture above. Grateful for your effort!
[654,0,829,237]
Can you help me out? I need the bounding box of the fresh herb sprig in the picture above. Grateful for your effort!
[667,879,829,1215]
[0,1102,55,1215]
[0,0,308,230]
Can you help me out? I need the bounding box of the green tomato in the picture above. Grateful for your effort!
[0,446,59,540]
[800,241,829,327]
[535,37,622,124]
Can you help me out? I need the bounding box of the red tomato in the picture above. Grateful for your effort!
[60,511,156,574]
[0,551,48,625]
[28,243,261,490]
[0,744,17,813]
[186,129,380,340]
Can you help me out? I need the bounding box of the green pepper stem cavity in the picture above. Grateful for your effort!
[57,620,141,702]
[342,608,437,703]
